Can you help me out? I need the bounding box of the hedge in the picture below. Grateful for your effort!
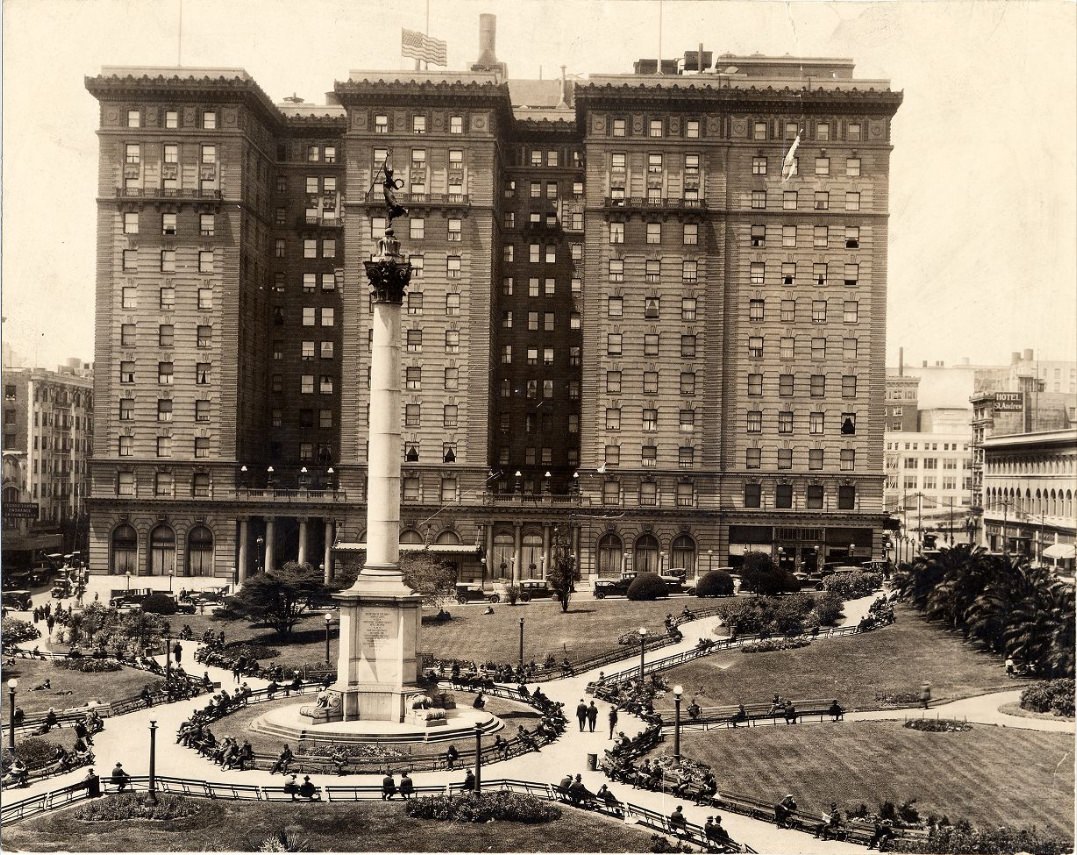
[694,570,734,598]
[627,573,667,601]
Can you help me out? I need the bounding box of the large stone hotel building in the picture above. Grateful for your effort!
[84,36,902,585]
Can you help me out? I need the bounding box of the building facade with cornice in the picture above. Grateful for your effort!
[84,41,901,585]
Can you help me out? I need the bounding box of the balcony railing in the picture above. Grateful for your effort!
[603,196,706,211]
[361,191,470,207]
[234,487,349,503]
[114,187,222,200]
[296,216,343,229]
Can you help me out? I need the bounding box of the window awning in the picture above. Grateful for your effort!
[334,542,481,557]
[1043,543,1076,560]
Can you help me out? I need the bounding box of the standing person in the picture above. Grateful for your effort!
[576,699,588,732]
[919,682,931,709]
[586,700,599,733]
[608,705,619,739]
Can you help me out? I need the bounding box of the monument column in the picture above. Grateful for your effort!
[541,525,551,580]
[323,520,334,583]
[512,523,522,586]
[298,518,309,566]
[237,518,249,583]
[264,518,276,572]
[331,169,420,723]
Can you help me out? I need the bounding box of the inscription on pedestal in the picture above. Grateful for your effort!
[361,607,395,654]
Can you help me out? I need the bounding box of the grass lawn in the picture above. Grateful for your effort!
[0,659,159,717]
[181,596,696,672]
[1,795,660,852]
[202,694,540,760]
[657,721,1074,840]
[655,604,1020,711]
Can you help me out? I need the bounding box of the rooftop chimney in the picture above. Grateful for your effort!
[470,13,507,78]
[1023,348,1034,362]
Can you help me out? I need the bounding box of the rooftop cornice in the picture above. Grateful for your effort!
[511,116,581,141]
[85,71,283,128]
[334,76,511,104]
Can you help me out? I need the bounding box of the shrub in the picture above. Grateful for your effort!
[10,737,65,771]
[404,791,560,823]
[257,830,312,852]
[1,619,40,646]
[56,657,122,673]
[505,584,521,606]
[649,834,694,853]
[716,594,817,636]
[140,593,178,615]
[823,570,883,600]
[73,793,201,822]
[223,641,281,662]
[889,823,1072,855]
[695,570,734,598]
[1020,679,1075,717]
[812,591,845,626]
[627,573,667,601]
[741,637,812,653]
[740,553,800,596]
[904,718,972,733]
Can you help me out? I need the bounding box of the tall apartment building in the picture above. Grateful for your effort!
[85,30,900,584]
[883,431,972,551]
[884,373,920,432]
[2,361,95,562]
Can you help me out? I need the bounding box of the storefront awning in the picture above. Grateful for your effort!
[333,542,481,557]
[1043,543,1076,560]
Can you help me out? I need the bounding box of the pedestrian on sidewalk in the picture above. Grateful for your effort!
[586,700,598,732]
[576,699,588,731]
[608,705,618,739]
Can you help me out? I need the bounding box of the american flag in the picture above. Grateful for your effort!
[401,28,447,67]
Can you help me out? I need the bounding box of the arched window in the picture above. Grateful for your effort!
[187,526,214,577]
[670,534,697,578]
[491,531,514,579]
[597,532,623,578]
[634,533,660,574]
[521,532,543,579]
[400,529,424,544]
[435,530,462,545]
[149,525,176,576]
[111,524,138,575]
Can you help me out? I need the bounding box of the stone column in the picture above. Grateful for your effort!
[323,519,334,583]
[298,518,309,567]
[264,518,276,572]
[237,518,249,583]
[512,523,522,586]
[541,525,551,580]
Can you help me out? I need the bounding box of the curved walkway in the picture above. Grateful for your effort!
[10,592,1063,854]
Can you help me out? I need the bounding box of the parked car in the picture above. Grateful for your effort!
[820,562,862,576]
[455,583,499,604]
[518,580,553,601]
[2,589,32,610]
[794,571,826,591]
[861,560,891,575]
[592,578,634,599]
[658,574,685,594]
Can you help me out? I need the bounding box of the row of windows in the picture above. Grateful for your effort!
[299,144,337,163]
[400,367,461,391]
[119,362,212,385]
[403,403,462,428]
[371,217,462,242]
[118,398,210,422]
[123,212,215,236]
[120,285,213,311]
[126,109,216,129]
[751,155,862,177]
[501,277,583,297]
[120,323,212,349]
[742,483,858,509]
[498,377,580,398]
[498,339,583,365]
[274,237,337,259]
[124,142,217,165]
[752,120,862,143]
[122,250,214,273]
[745,373,860,398]
[751,190,861,211]
[405,292,461,314]
[746,332,861,360]
[502,243,584,264]
[886,441,970,452]
[403,329,462,352]
[891,476,968,491]
[498,311,572,331]
[273,340,335,360]
[607,296,696,320]
[607,258,698,282]
[117,435,211,458]
[526,148,582,168]
[372,114,466,135]
[495,412,576,441]
[750,224,860,249]
[272,307,335,327]
[745,410,857,435]
[272,375,336,395]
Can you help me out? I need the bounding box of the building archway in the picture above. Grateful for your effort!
[111,523,138,575]
[670,534,697,578]
[634,533,660,574]
[521,531,543,579]
[597,532,623,578]
[148,524,176,576]
[186,525,214,577]
[491,530,515,580]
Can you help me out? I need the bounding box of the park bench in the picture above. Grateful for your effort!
[677,698,844,729]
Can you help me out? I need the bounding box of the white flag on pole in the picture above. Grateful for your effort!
[781,132,801,183]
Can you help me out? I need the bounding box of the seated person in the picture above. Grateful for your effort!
[473,691,486,710]
[493,734,510,759]
[783,701,798,724]
[283,773,300,799]
[595,783,622,810]
[828,700,844,721]
[816,802,845,840]
[730,704,749,728]
[687,700,702,720]
[668,805,688,832]
[1,759,29,788]
[867,818,895,851]
[297,776,320,800]
[774,794,798,828]
[695,772,719,805]
[567,774,595,806]
[705,815,732,846]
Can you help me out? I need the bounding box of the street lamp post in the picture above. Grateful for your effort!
[473,722,483,792]
[125,571,132,593]
[638,627,649,682]
[165,631,171,682]
[672,684,683,763]
[7,679,17,751]
[168,571,174,594]
[518,618,525,671]
[148,720,158,802]
[324,612,332,664]
[707,549,713,575]
[256,536,265,574]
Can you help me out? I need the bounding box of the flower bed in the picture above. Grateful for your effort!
[55,657,122,673]
[904,719,972,733]
[404,791,561,824]
[73,794,202,822]
[741,638,812,654]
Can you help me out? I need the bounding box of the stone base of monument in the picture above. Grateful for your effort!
[250,703,501,745]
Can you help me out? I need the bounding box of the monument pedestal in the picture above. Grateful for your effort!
[331,566,422,722]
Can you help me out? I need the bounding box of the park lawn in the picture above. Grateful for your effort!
[656,604,1019,711]
[199,693,541,761]
[0,658,159,717]
[1,795,659,852]
[658,721,1075,841]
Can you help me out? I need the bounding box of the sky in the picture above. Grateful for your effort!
[2,0,1075,371]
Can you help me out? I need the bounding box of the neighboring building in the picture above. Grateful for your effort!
[885,373,919,431]
[917,408,970,434]
[981,428,1077,573]
[2,360,95,566]
[883,430,972,555]
[84,25,901,584]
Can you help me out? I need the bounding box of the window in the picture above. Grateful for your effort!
[118,435,133,457]
[606,408,621,430]
[120,361,135,384]
[162,143,179,165]
[320,308,334,326]
[679,224,699,248]
[681,297,697,321]
[842,412,857,434]
[198,251,213,273]
[405,403,420,427]
[843,300,859,323]
[814,191,830,211]
[778,411,793,433]
[411,115,427,134]
[744,482,762,506]
[156,435,173,457]
[405,366,422,390]
[406,329,423,352]
[158,324,174,348]
[749,224,766,248]
[124,142,141,166]
[840,449,856,472]
[200,213,215,236]
[810,374,826,397]
[607,333,623,356]
[410,255,425,278]
[844,264,859,287]
[753,121,767,140]
[607,371,622,393]
[842,337,857,360]
[748,336,764,358]
[752,190,766,209]
[845,226,860,249]
[783,191,798,210]
[809,447,824,469]
[842,375,857,398]
[812,300,828,323]
[752,156,767,175]
[123,212,139,234]
[680,335,697,358]
[750,262,765,285]
[609,259,624,282]
[322,239,336,259]
[782,225,796,247]
[646,222,661,244]
[528,311,539,331]
[746,411,762,433]
[682,260,698,283]
[680,371,696,395]
[121,323,136,346]
[444,367,459,391]
[642,446,657,468]
[544,347,554,366]
[445,330,460,353]
[608,221,625,244]
[773,483,791,508]
[122,249,137,272]
[606,296,624,319]
[196,363,210,385]
[447,217,462,241]
[780,336,795,360]
[160,250,176,273]
[644,334,660,356]
[500,345,511,364]
[158,362,174,384]
[777,449,793,469]
[648,119,663,137]
[679,409,695,433]
[781,300,796,322]
[648,153,663,173]
[846,192,861,211]
[815,156,830,176]
[847,123,862,141]
[811,337,826,360]
[193,436,211,459]
[201,144,216,164]
[302,307,316,327]
[195,400,210,422]
[778,373,793,396]
[846,157,861,177]
[202,111,217,129]
[543,311,555,331]
[450,115,463,134]
[748,374,763,396]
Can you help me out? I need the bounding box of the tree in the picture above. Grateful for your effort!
[400,552,458,608]
[224,562,324,638]
[739,552,799,596]
[627,573,667,601]
[546,529,579,613]
[695,570,734,598]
